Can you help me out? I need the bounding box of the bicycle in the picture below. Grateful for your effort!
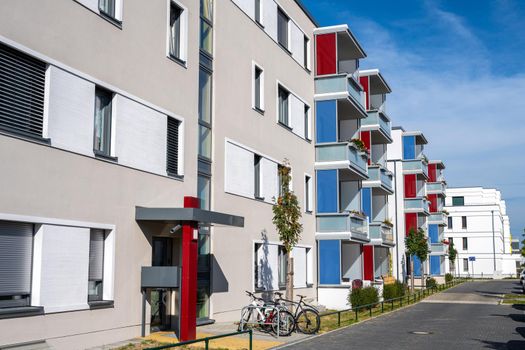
[238,291,295,336]
[273,292,321,334]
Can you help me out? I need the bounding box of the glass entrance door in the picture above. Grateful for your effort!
[151,237,173,332]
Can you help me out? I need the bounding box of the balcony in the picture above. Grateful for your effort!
[315,74,367,119]
[430,243,446,255]
[316,142,368,180]
[428,212,447,226]
[361,110,392,144]
[369,223,395,247]
[404,197,430,215]
[426,182,446,195]
[362,165,393,195]
[316,212,369,243]
[402,158,428,179]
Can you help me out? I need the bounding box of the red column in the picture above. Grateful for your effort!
[363,245,374,281]
[180,196,199,341]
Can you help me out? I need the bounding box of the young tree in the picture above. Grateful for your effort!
[273,161,302,301]
[448,240,458,275]
[521,238,525,258]
[405,227,429,293]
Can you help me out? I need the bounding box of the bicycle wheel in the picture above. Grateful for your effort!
[238,308,252,331]
[296,308,321,334]
[271,309,296,336]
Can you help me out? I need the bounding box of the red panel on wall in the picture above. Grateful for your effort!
[405,213,418,235]
[360,76,370,110]
[316,33,337,76]
[363,245,374,281]
[428,194,437,212]
[428,164,436,182]
[360,131,371,165]
[404,174,417,198]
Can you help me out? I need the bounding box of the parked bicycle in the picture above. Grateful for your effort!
[273,292,321,334]
[238,291,295,336]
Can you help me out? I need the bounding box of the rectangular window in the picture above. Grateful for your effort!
[198,175,211,210]
[303,36,309,69]
[278,86,290,126]
[448,216,453,229]
[255,0,262,24]
[278,246,287,289]
[99,0,116,19]
[254,154,263,199]
[88,229,105,302]
[304,105,310,140]
[200,0,212,21]
[200,19,213,55]
[449,237,453,245]
[169,3,183,60]
[254,65,264,111]
[305,175,312,212]
[277,8,289,49]
[198,125,212,159]
[463,258,468,272]
[199,68,212,123]
[461,216,467,229]
[166,117,180,176]
[0,221,33,308]
[452,196,464,206]
[462,237,468,251]
[0,43,46,140]
[93,87,113,157]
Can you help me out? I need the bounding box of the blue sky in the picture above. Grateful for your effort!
[303,0,525,240]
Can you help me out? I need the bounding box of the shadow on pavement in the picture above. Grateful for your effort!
[477,339,525,350]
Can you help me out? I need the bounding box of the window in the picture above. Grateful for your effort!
[254,154,263,199]
[452,196,464,206]
[277,8,289,49]
[462,237,468,251]
[199,69,212,123]
[201,0,212,21]
[461,216,467,229]
[463,258,468,272]
[0,221,33,308]
[200,19,213,55]
[198,175,211,210]
[254,65,264,111]
[88,229,105,302]
[447,216,453,228]
[278,86,290,126]
[199,125,212,159]
[169,3,183,60]
[278,246,287,288]
[305,175,312,212]
[304,105,310,140]
[303,36,310,69]
[99,0,117,20]
[93,87,113,157]
[255,0,262,25]
[166,117,180,176]
[0,43,46,140]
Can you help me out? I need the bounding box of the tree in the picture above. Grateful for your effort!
[405,227,429,293]
[273,161,303,302]
[521,238,525,258]
[448,240,457,275]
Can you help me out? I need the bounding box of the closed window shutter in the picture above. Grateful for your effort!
[89,229,105,281]
[167,117,180,175]
[0,221,33,296]
[0,43,46,138]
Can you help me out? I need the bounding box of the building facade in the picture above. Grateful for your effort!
[444,187,520,278]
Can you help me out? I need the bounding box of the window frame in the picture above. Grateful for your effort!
[254,0,263,26]
[98,0,123,24]
[277,85,290,127]
[88,229,106,303]
[167,0,188,65]
[254,154,264,200]
[462,237,468,251]
[461,216,467,229]
[463,258,469,272]
[304,174,312,213]
[452,196,465,206]
[253,63,265,113]
[166,116,182,177]
[303,35,310,69]
[93,87,116,160]
[447,216,453,229]
[304,104,311,140]
[277,7,290,51]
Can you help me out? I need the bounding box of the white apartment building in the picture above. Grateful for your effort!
[444,187,520,278]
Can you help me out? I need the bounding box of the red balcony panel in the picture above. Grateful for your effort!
[363,245,374,281]
[428,163,436,182]
[428,194,438,212]
[405,213,418,236]
[404,174,417,198]
[360,76,370,110]
[316,33,337,76]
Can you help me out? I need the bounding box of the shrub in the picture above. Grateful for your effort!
[445,273,453,283]
[383,280,406,300]
[348,286,379,309]
[426,277,437,289]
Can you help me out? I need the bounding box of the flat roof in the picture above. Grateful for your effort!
[359,69,392,94]
[429,160,445,169]
[403,131,428,144]
[314,24,367,59]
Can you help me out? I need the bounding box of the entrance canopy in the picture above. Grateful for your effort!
[135,206,244,227]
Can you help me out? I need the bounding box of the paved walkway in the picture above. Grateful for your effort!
[281,280,525,350]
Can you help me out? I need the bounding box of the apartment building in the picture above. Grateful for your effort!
[388,128,430,282]
[426,160,447,276]
[444,187,520,277]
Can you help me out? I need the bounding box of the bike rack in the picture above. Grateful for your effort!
[239,304,282,338]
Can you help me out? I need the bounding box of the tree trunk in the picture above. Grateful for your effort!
[410,257,415,294]
[421,262,425,289]
[286,252,294,304]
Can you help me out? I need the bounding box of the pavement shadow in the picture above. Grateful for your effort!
[477,339,525,350]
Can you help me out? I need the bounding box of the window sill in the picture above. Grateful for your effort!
[254,196,266,202]
[167,171,184,180]
[88,300,114,310]
[255,21,265,29]
[253,107,265,115]
[0,128,51,145]
[98,9,123,29]
[167,54,187,68]
[304,210,313,215]
[277,121,293,131]
[0,306,44,319]
[94,151,118,162]
[278,43,293,56]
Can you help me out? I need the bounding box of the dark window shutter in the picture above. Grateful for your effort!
[167,117,180,176]
[0,43,46,139]
[0,221,33,296]
[89,229,105,281]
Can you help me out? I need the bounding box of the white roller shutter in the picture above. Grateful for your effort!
[260,158,278,203]
[290,22,305,65]
[225,141,255,198]
[290,95,305,138]
[89,229,105,281]
[293,247,307,288]
[0,221,33,296]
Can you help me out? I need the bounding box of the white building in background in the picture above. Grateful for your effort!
[444,187,520,278]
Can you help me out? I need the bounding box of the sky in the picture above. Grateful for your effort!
[302,0,525,241]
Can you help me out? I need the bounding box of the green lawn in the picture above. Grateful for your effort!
[501,293,525,305]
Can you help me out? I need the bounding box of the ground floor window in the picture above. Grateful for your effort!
[88,229,106,302]
[197,226,211,320]
[463,258,469,272]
